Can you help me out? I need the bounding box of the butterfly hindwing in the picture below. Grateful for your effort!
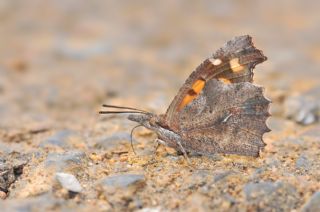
[177,79,270,157]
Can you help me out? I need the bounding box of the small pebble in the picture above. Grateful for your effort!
[284,87,320,125]
[101,174,145,188]
[45,151,87,171]
[55,172,82,193]
[94,132,131,150]
[296,155,311,170]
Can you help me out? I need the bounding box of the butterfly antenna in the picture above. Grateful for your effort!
[99,111,146,114]
[102,104,149,113]
[130,125,143,155]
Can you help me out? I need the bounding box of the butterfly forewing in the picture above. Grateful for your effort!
[163,35,267,131]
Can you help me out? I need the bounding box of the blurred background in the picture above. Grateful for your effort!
[1,1,320,210]
[1,0,319,130]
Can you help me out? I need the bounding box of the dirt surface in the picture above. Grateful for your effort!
[0,1,320,211]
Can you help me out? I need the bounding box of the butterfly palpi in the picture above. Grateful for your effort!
[100,35,270,158]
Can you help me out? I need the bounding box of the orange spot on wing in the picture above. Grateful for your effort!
[192,79,205,93]
[178,79,205,110]
[179,95,196,110]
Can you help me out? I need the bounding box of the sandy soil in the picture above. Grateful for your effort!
[0,1,319,211]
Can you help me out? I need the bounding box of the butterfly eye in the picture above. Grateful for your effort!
[149,116,162,127]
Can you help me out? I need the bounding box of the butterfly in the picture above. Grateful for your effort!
[100,35,270,158]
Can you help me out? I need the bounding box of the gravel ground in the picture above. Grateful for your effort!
[0,1,319,211]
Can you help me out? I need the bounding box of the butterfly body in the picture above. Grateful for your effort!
[128,114,182,150]
[128,79,269,157]
[101,35,270,157]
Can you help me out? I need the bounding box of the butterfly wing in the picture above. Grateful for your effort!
[163,35,267,131]
[177,79,270,157]
[160,35,269,157]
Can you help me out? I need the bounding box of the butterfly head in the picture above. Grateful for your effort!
[99,104,161,130]
[127,113,160,129]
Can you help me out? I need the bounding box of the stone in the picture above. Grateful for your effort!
[0,193,62,212]
[275,137,306,147]
[243,181,299,211]
[55,172,82,193]
[44,151,87,173]
[100,174,145,188]
[284,87,320,125]
[137,207,161,212]
[213,171,235,182]
[296,155,311,170]
[97,173,145,209]
[0,164,16,192]
[40,130,84,149]
[0,142,13,154]
[94,132,131,150]
[244,181,278,200]
[301,191,320,212]
[55,37,113,60]
[182,193,211,211]
[301,125,320,139]
[39,130,74,148]
[0,152,28,193]
[266,117,294,133]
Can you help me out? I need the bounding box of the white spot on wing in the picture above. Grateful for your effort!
[210,58,222,66]
[229,58,245,72]
[222,114,232,123]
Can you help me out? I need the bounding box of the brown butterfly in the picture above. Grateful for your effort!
[100,35,270,157]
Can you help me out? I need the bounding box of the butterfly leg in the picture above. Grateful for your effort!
[153,138,163,155]
[146,139,165,166]
[155,138,192,165]
[176,140,192,165]
[150,138,168,160]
